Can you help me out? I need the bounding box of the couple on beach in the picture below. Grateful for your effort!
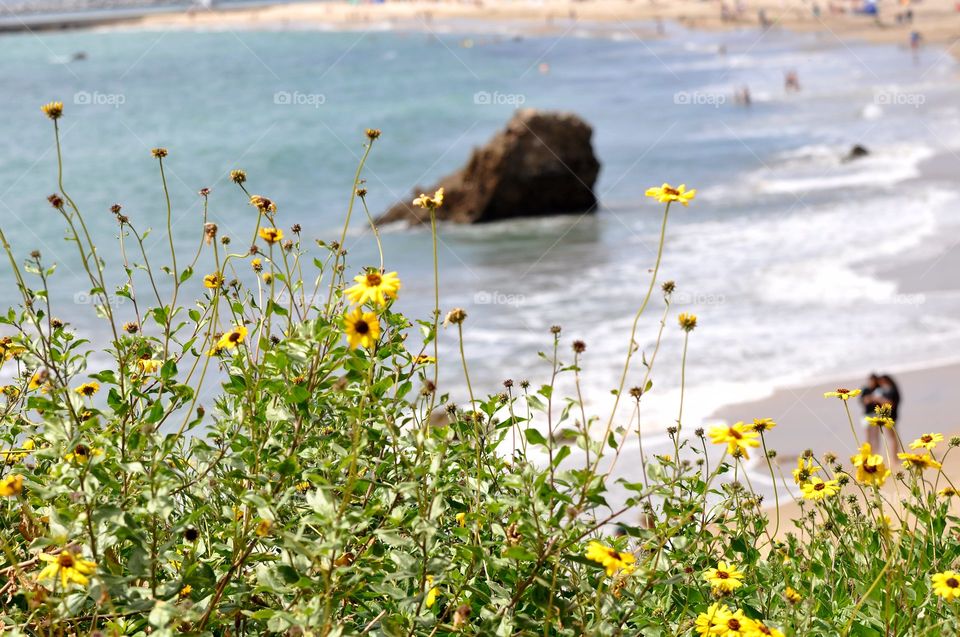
[861,373,901,455]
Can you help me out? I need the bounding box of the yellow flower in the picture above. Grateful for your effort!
[800,477,839,501]
[258,227,284,244]
[74,382,99,397]
[823,388,861,400]
[784,586,802,604]
[425,575,439,608]
[413,354,437,365]
[262,272,274,284]
[792,457,819,485]
[0,337,26,361]
[136,359,162,374]
[695,603,732,636]
[0,474,23,497]
[850,442,890,487]
[179,584,192,599]
[345,270,401,306]
[203,272,224,289]
[455,512,466,527]
[932,571,960,602]
[898,452,942,471]
[715,608,753,636]
[251,258,263,272]
[295,481,311,493]
[708,422,760,459]
[216,325,248,351]
[37,550,96,589]
[938,486,958,498]
[745,621,785,637]
[65,444,103,464]
[412,187,444,211]
[703,561,745,593]
[751,418,776,432]
[910,433,943,451]
[41,101,64,120]
[678,313,697,332]
[343,308,381,350]
[645,183,696,206]
[250,195,277,214]
[255,519,272,537]
[584,540,635,576]
[28,370,49,392]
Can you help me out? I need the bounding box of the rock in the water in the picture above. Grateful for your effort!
[843,144,870,162]
[378,109,600,225]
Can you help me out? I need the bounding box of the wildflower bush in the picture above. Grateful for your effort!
[1,102,960,636]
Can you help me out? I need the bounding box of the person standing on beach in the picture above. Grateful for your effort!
[862,373,901,457]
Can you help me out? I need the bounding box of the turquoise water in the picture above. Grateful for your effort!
[3,23,960,434]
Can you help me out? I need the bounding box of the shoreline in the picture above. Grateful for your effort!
[7,0,960,61]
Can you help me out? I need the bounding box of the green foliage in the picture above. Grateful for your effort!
[0,109,959,637]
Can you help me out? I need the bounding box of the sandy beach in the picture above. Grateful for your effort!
[116,0,960,54]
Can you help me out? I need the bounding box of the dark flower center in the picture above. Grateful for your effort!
[728,619,740,630]
[949,578,959,588]
[365,273,382,286]
[355,320,369,335]
[58,553,75,568]
[75,444,89,457]
[814,482,825,491]
[716,571,729,579]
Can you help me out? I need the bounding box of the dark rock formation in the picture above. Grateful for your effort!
[379,109,600,225]
[843,144,870,162]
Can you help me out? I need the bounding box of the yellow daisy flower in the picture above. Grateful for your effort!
[250,195,277,214]
[412,187,444,210]
[708,422,760,459]
[678,313,698,332]
[792,456,819,485]
[455,512,466,527]
[41,101,64,120]
[413,354,437,365]
[203,272,224,289]
[716,608,753,636]
[645,183,696,206]
[703,561,745,593]
[751,418,776,432]
[938,487,959,497]
[784,586,802,604]
[745,621,785,637]
[28,370,49,392]
[800,477,839,501]
[136,359,162,374]
[258,227,284,244]
[0,473,23,497]
[850,442,890,487]
[584,541,636,576]
[65,444,103,464]
[343,308,381,350]
[910,433,943,451]
[216,325,248,351]
[695,603,732,636]
[898,452,942,471]
[345,270,402,307]
[74,382,100,397]
[37,550,96,589]
[932,571,960,602]
[823,388,861,400]
[425,575,439,608]
[255,519,272,537]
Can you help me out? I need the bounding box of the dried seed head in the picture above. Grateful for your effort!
[572,340,586,353]
[365,128,381,140]
[151,148,168,159]
[47,194,64,209]
[230,169,247,184]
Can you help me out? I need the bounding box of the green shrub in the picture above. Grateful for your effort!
[0,103,958,637]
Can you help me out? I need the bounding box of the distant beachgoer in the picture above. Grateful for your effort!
[861,373,901,457]
[784,70,801,92]
[910,30,922,51]
[734,86,751,106]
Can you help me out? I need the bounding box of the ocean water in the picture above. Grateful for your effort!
[2,21,960,449]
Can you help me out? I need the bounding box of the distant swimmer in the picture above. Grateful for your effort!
[734,86,751,106]
[784,70,801,92]
[538,62,550,74]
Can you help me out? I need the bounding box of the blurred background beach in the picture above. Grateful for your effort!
[2,0,959,510]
